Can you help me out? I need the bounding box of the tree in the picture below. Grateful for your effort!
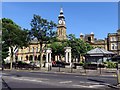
[30,14,57,69]
[48,42,66,61]
[2,18,30,70]
[66,34,93,60]
[2,42,9,63]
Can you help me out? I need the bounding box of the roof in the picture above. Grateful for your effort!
[87,48,115,55]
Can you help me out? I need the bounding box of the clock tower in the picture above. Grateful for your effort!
[57,8,67,40]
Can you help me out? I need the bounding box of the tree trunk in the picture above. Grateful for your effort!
[39,42,43,70]
[10,47,13,70]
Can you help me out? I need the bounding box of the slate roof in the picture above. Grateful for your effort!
[87,48,115,55]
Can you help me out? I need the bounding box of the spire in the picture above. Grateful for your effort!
[60,8,63,14]
[58,7,65,19]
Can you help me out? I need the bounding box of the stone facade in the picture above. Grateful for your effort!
[107,29,120,55]
[80,32,107,50]
[17,38,46,64]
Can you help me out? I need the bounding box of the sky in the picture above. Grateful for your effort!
[2,2,118,39]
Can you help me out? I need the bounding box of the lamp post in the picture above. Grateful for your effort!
[2,41,5,71]
[117,61,120,86]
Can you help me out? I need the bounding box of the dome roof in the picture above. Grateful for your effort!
[91,32,94,34]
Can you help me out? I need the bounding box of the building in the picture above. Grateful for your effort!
[57,8,67,40]
[5,7,120,65]
[80,32,107,50]
[17,38,44,62]
[16,8,67,64]
[107,29,120,55]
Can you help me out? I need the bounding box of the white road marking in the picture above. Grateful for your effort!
[11,77,43,82]
[89,85,106,88]
[79,81,100,84]
[75,76,79,77]
[73,84,105,88]
[59,81,72,84]
[11,77,42,82]
[72,84,90,88]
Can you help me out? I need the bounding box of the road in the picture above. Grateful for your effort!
[1,70,120,90]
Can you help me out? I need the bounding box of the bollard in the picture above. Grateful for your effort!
[48,64,49,71]
[71,67,73,73]
[70,63,73,73]
[50,65,52,71]
[59,65,60,72]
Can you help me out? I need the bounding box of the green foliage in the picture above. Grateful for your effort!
[49,34,93,61]
[2,42,9,61]
[66,34,93,59]
[30,14,57,43]
[2,18,30,69]
[79,61,84,66]
[2,18,30,48]
[104,61,117,68]
[30,14,57,67]
[48,42,66,60]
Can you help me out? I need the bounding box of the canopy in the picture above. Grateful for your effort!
[86,48,115,56]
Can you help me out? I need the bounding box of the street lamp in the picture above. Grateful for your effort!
[117,58,120,86]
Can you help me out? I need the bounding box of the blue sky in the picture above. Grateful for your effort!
[2,2,118,39]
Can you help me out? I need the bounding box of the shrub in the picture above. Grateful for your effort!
[105,61,117,68]
[79,61,84,66]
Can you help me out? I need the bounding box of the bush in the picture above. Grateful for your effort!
[79,61,84,66]
[104,61,117,68]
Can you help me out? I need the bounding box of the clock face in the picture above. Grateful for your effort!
[59,20,62,24]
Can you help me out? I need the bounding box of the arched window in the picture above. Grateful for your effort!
[88,37,91,42]
[26,55,28,60]
[112,44,114,50]
[35,56,37,60]
[38,55,40,61]
[29,55,33,61]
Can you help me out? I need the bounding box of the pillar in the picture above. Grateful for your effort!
[64,47,71,63]
[65,52,68,63]
[49,53,51,62]
[69,52,71,63]
[45,48,52,68]
[46,53,48,63]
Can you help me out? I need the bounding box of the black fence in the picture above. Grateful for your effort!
[2,62,39,70]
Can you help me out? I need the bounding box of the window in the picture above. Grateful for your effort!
[111,44,114,50]
[115,44,117,50]
[111,43,117,50]
[88,37,91,42]
[111,37,117,41]
[21,57,23,61]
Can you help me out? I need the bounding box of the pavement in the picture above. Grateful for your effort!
[1,67,118,78]
[6,67,117,77]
